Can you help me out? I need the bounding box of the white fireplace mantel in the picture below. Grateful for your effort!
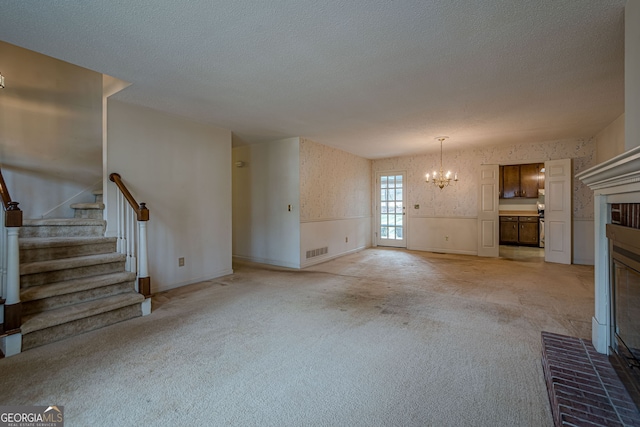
[576,145,640,354]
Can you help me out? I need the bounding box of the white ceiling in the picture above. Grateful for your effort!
[0,1,626,159]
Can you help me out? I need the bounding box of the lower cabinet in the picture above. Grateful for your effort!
[500,216,539,246]
[518,216,539,245]
[499,217,519,244]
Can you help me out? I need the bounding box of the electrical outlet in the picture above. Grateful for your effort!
[178,257,185,267]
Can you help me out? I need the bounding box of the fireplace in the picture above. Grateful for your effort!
[608,222,640,405]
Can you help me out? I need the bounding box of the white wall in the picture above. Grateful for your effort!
[299,138,372,267]
[627,2,640,151]
[595,114,625,163]
[408,217,477,255]
[301,217,371,267]
[0,41,102,219]
[373,138,596,264]
[107,100,232,293]
[232,138,300,268]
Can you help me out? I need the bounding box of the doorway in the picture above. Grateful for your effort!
[376,172,406,248]
[479,159,572,264]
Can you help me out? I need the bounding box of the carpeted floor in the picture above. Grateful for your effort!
[0,248,594,426]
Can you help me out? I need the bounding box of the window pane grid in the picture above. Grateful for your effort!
[379,174,404,241]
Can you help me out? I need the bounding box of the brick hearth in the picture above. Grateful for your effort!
[542,331,640,426]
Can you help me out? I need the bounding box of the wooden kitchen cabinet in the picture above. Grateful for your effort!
[502,166,520,198]
[500,215,539,246]
[499,163,544,198]
[499,216,519,244]
[518,216,539,245]
[519,164,540,198]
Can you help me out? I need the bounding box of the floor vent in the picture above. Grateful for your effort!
[306,247,328,259]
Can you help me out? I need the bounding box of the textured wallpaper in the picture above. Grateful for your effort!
[372,138,596,219]
[300,138,372,221]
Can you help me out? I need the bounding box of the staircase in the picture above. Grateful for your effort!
[17,190,145,351]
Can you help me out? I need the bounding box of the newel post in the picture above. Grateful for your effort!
[137,203,151,316]
[2,202,22,356]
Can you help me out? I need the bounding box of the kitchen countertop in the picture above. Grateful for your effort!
[499,210,540,217]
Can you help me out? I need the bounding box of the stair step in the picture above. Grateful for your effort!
[21,293,144,350]
[69,202,105,210]
[22,292,143,334]
[92,189,103,203]
[21,271,137,314]
[20,253,126,288]
[70,202,105,219]
[20,219,106,238]
[19,236,117,263]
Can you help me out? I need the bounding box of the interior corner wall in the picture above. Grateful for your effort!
[232,138,301,268]
[0,41,102,219]
[595,114,625,164]
[299,138,372,267]
[106,100,232,293]
[627,1,640,151]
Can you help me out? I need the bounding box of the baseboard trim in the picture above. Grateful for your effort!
[409,247,478,256]
[301,246,369,268]
[154,268,235,293]
[232,255,300,269]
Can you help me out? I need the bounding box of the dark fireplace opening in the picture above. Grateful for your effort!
[608,223,640,409]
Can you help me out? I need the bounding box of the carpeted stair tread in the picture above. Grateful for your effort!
[92,189,103,196]
[21,271,137,302]
[20,253,126,275]
[21,292,144,335]
[20,218,107,238]
[23,218,106,227]
[19,236,116,249]
[70,202,105,210]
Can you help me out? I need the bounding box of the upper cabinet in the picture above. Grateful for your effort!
[502,165,521,198]
[499,163,544,199]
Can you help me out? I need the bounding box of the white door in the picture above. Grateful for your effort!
[376,172,407,248]
[545,158,572,264]
[477,164,499,257]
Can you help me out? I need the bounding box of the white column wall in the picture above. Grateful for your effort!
[106,100,232,293]
[627,1,640,151]
[232,138,301,268]
[595,114,625,164]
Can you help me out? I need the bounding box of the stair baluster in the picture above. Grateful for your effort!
[109,173,151,316]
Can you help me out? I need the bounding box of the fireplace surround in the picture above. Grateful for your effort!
[576,146,640,408]
[608,222,640,405]
[577,146,640,403]
[577,145,640,355]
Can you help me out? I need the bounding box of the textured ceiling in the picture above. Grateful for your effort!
[0,1,626,158]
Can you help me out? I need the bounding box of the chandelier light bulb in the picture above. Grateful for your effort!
[426,136,458,190]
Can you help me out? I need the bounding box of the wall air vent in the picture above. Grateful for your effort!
[306,247,328,259]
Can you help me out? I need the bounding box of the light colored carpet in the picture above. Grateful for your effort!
[0,248,594,426]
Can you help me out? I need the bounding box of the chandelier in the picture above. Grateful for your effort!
[426,136,458,189]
